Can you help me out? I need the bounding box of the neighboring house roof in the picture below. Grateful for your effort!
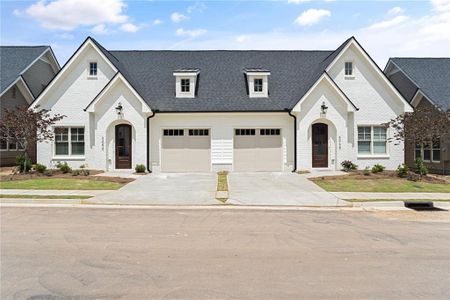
[389,58,450,111]
[0,46,51,96]
[89,37,356,112]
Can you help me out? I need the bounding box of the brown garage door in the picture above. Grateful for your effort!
[234,128,282,172]
[161,129,211,172]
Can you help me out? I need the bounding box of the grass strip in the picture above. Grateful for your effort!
[0,194,92,199]
[0,178,123,190]
[217,173,228,192]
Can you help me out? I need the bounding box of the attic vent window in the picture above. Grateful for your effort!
[173,69,199,98]
[244,68,270,98]
[181,79,190,92]
[254,78,263,92]
[89,62,97,76]
[345,62,353,76]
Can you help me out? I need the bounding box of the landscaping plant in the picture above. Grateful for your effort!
[371,164,385,173]
[414,158,428,176]
[57,162,72,173]
[35,163,47,173]
[363,167,371,176]
[0,105,65,173]
[15,155,32,173]
[341,160,357,172]
[135,164,146,173]
[396,164,409,178]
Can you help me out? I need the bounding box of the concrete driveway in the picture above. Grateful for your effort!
[228,172,347,206]
[89,173,218,205]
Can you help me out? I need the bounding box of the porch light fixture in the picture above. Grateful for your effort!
[115,102,123,116]
[321,102,328,115]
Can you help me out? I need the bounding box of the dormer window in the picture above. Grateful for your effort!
[345,62,353,76]
[181,78,190,93]
[173,69,199,98]
[245,68,270,98]
[254,78,263,92]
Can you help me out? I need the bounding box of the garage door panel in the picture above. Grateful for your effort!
[234,129,282,172]
[161,129,211,172]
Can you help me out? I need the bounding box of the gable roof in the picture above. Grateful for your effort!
[389,58,450,111]
[0,46,51,96]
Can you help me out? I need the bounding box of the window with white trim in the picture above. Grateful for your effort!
[358,126,387,155]
[345,62,353,76]
[260,129,280,135]
[189,129,209,136]
[163,129,184,136]
[54,127,84,156]
[235,129,256,136]
[254,78,263,92]
[0,132,25,151]
[181,79,190,92]
[89,62,97,76]
[415,139,440,162]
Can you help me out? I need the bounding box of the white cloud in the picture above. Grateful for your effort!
[56,32,74,39]
[171,12,189,23]
[187,2,206,14]
[294,9,331,26]
[368,15,408,30]
[91,24,109,35]
[235,35,248,43]
[120,22,140,32]
[176,28,207,38]
[432,0,450,12]
[387,7,404,15]
[24,0,128,31]
[152,19,162,25]
[287,0,310,4]
[13,9,21,16]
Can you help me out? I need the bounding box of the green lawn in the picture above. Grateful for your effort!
[217,174,228,191]
[0,194,92,199]
[0,178,123,190]
[312,178,450,193]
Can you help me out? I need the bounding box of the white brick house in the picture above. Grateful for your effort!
[30,36,412,172]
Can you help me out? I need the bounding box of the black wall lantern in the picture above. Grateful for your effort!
[115,102,123,116]
[320,102,328,115]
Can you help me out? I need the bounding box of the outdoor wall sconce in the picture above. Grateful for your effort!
[321,102,328,115]
[115,102,123,116]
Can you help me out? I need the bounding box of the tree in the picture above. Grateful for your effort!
[385,104,450,145]
[0,105,65,172]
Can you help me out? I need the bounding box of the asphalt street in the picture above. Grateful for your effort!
[1,207,449,299]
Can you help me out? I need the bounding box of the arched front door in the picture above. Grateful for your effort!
[312,123,328,168]
[115,124,132,169]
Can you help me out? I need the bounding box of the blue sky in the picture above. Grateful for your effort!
[1,0,449,66]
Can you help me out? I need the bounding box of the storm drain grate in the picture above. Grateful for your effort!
[404,201,447,211]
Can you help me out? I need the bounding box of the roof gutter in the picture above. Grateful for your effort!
[146,110,158,173]
[286,109,297,173]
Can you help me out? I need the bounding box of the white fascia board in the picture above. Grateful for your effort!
[173,72,199,77]
[292,73,357,113]
[245,72,271,76]
[0,76,34,103]
[30,38,118,109]
[86,72,152,113]
[326,38,413,113]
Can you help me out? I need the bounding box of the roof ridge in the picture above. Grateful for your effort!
[108,49,334,53]
[392,57,450,59]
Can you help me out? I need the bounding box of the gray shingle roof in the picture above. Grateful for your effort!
[391,58,450,111]
[90,37,352,112]
[0,46,49,95]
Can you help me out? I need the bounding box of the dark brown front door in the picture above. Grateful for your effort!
[115,124,132,169]
[312,123,328,168]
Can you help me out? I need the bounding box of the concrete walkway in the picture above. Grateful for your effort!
[228,172,348,206]
[332,192,450,200]
[88,173,218,205]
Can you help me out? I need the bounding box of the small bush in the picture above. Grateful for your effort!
[80,169,90,176]
[396,164,409,178]
[135,164,146,173]
[371,164,385,174]
[57,161,72,173]
[71,169,80,176]
[15,155,32,173]
[35,163,47,173]
[407,171,421,182]
[43,169,53,177]
[414,158,428,176]
[341,160,357,172]
[363,166,371,176]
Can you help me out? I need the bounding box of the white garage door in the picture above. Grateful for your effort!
[234,128,282,172]
[161,129,211,172]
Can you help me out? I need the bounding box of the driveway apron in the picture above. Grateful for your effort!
[89,173,217,205]
[228,172,347,206]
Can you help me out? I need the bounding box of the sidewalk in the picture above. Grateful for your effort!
[331,192,450,200]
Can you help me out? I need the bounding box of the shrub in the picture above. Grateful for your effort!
[341,160,357,172]
[414,158,428,176]
[80,169,90,176]
[371,164,385,174]
[43,169,53,177]
[407,171,421,182]
[135,164,146,173]
[35,163,47,173]
[15,155,32,173]
[71,169,80,176]
[396,164,409,178]
[363,166,371,176]
[57,161,71,173]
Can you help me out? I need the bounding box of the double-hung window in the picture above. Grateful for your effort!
[345,62,353,76]
[254,78,263,92]
[415,139,440,162]
[54,127,84,156]
[89,62,97,76]
[0,132,25,151]
[358,126,387,155]
[181,79,190,92]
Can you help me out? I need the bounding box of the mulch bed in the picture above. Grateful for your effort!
[311,170,448,184]
[0,170,134,184]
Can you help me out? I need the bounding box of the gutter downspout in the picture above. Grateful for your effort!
[287,109,297,173]
[146,110,157,173]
